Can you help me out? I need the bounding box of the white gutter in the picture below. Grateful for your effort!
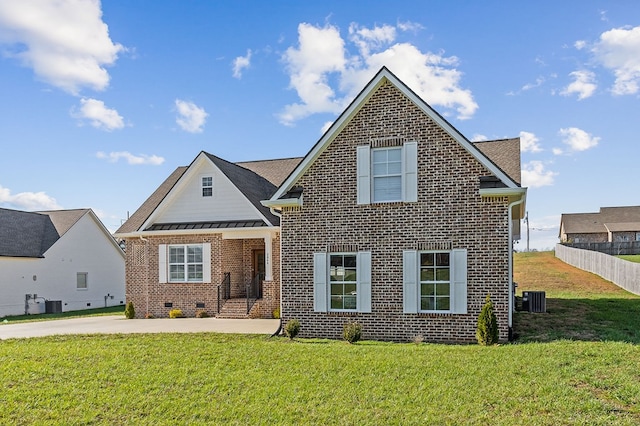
[507,192,526,335]
[261,197,302,209]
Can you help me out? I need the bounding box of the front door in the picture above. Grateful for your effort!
[252,249,265,298]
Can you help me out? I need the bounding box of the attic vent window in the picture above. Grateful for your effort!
[202,176,213,197]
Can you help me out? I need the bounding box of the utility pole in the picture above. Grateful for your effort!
[525,211,530,252]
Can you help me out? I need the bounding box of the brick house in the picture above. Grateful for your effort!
[263,67,526,342]
[559,206,640,244]
[114,153,300,318]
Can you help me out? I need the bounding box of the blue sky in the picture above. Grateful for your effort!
[1,1,639,250]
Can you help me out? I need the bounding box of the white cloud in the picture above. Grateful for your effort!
[592,25,640,95]
[471,134,487,142]
[519,131,542,153]
[321,121,334,134]
[96,151,164,165]
[278,21,477,125]
[561,70,597,100]
[71,98,124,131]
[574,40,587,50]
[559,127,600,152]
[232,49,252,79]
[397,20,424,33]
[0,184,61,210]
[521,161,557,188]
[0,0,124,95]
[175,99,208,133]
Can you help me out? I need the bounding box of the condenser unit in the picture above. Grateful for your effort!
[522,291,546,313]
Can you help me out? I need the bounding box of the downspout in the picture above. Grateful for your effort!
[138,234,149,317]
[270,207,283,337]
[507,196,525,340]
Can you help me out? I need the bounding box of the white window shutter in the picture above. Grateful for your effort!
[357,251,372,313]
[403,141,418,202]
[313,252,328,312]
[158,244,167,283]
[451,249,468,314]
[403,250,418,313]
[202,243,211,283]
[356,145,371,204]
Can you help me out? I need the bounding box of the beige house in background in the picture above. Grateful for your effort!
[559,206,640,244]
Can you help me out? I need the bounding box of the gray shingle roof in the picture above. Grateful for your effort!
[0,208,61,257]
[561,206,640,234]
[472,138,521,185]
[116,153,303,235]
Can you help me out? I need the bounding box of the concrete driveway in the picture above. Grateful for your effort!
[0,315,281,340]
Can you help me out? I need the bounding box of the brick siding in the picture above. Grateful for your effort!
[279,81,512,343]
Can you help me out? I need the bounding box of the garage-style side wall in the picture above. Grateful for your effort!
[279,81,511,342]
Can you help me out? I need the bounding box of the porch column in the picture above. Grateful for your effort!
[264,233,273,282]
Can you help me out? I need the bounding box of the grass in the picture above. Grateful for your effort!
[1,251,639,424]
[0,305,124,324]
[514,251,640,343]
[617,254,640,263]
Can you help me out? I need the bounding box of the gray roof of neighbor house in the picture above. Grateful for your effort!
[116,154,302,235]
[472,138,521,185]
[0,208,89,258]
[560,206,640,235]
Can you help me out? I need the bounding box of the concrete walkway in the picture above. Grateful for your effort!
[0,315,281,340]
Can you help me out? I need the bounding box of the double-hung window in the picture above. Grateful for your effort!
[314,251,371,313]
[202,176,213,197]
[419,252,451,311]
[403,249,467,314]
[159,243,211,283]
[357,142,417,204]
[372,147,402,202]
[330,253,358,310]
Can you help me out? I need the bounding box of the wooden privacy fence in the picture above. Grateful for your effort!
[555,244,640,296]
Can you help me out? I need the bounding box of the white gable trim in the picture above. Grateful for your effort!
[140,152,275,231]
[269,67,520,203]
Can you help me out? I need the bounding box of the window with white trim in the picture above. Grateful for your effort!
[169,244,203,282]
[77,272,88,290]
[330,253,358,310]
[403,249,467,314]
[202,176,213,197]
[357,142,417,204]
[313,251,371,313]
[419,252,450,311]
[372,147,402,202]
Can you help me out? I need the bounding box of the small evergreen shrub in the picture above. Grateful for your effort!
[196,310,210,318]
[272,307,280,319]
[284,319,300,339]
[144,312,154,319]
[169,309,184,318]
[476,293,499,346]
[124,302,135,319]
[342,321,362,344]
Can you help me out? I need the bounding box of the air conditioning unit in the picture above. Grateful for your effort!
[522,291,546,313]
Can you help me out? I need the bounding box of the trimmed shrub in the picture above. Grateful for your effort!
[196,310,210,318]
[124,302,135,319]
[144,312,154,319]
[476,293,499,346]
[169,309,184,319]
[412,334,425,345]
[272,307,280,319]
[343,321,362,344]
[284,319,300,339]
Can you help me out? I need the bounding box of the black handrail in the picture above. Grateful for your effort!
[217,272,231,313]
[246,273,262,314]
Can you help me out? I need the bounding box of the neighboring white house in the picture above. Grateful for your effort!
[0,208,125,317]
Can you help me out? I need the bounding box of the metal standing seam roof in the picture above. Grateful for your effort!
[116,155,302,235]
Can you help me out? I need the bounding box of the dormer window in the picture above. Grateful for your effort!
[202,176,213,197]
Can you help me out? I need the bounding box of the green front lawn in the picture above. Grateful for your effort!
[2,334,639,425]
[1,305,125,324]
[1,252,640,424]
